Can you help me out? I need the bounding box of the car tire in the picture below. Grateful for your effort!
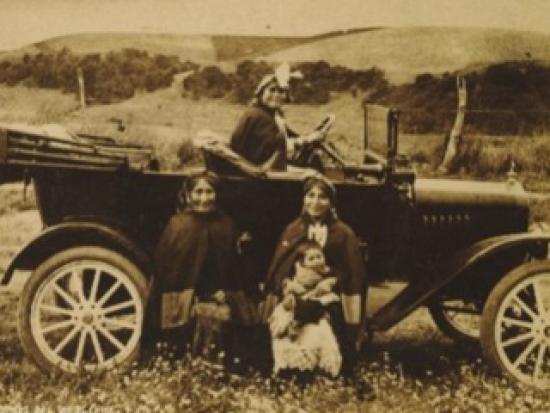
[18,246,148,375]
[480,259,550,389]
[428,299,481,345]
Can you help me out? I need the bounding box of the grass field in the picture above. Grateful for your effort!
[0,85,550,411]
[0,273,548,411]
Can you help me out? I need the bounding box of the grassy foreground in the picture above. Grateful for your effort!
[0,291,549,412]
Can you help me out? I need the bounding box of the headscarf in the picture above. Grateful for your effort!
[183,170,219,194]
[301,174,338,229]
[253,62,303,105]
[303,174,336,206]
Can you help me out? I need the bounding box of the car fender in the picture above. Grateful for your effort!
[1,220,153,286]
[370,232,550,330]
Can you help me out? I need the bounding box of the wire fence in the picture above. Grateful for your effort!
[366,105,550,138]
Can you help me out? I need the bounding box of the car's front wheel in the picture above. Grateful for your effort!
[481,260,550,389]
[18,246,148,374]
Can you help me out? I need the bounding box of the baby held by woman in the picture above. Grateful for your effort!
[269,240,342,377]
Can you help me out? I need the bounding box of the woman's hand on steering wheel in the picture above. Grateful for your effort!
[299,114,336,145]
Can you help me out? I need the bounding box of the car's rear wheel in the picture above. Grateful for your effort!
[481,260,550,389]
[18,247,148,374]
[429,299,481,344]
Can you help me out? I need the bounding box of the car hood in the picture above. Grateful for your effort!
[414,178,529,208]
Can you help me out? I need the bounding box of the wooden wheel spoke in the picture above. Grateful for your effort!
[513,338,540,368]
[96,325,125,351]
[533,280,547,316]
[97,280,122,307]
[74,270,86,305]
[502,331,534,348]
[102,300,135,315]
[103,317,137,330]
[74,329,88,365]
[89,329,105,363]
[53,283,78,309]
[501,317,534,330]
[534,343,547,380]
[89,269,101,303]
[39,304,74,317]
[513,295,537,320]
[40,319,75,334]
[53,325,81,354]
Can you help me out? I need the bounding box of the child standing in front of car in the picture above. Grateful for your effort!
[269,240,342,377]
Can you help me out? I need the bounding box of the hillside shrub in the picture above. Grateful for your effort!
[231,60,272,103]
[379,61,550,135]
[0,48,197,103]
[182,60,389,104]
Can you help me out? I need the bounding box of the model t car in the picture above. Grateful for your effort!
[0,105,548,389]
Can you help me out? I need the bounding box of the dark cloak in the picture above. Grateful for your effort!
[146,208,256,331]
[230,104,296,171]
[259,215,367,326]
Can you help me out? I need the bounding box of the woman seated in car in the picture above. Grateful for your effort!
[229,63,325,172]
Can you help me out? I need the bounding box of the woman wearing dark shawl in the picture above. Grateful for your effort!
[230,63,324,171]
[259,175,368,378]
[144,171,255,358]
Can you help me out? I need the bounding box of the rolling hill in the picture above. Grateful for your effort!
[260,27,550,83]
[1,26,550,85]
[0,32,314,64]
[0,28,381,63]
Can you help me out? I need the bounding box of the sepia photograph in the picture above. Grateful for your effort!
[0,0,549,411]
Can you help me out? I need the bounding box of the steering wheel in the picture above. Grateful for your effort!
[291,114,336,170]
[314,113,336,136]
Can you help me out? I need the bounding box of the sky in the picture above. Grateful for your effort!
[0,0,548,51]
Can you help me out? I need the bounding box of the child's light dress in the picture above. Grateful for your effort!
[269,298,342,377]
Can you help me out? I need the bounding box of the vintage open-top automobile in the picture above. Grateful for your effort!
[0,106,549,388]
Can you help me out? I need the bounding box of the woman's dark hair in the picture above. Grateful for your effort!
[177,170,219,209]
[303,175,336,205]
[295,240,324,264]
[183,170,219,194]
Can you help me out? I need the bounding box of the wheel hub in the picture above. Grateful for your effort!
[82,313,94,325]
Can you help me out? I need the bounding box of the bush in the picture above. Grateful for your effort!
[378,61,550,135]
[182,60,389,105]
[0,48,195,104]
[231,60,272,103]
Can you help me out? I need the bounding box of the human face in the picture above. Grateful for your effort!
[260,82,287,110]
[186,178,216,213]
[303,184,331,220]
[302,247,325,269]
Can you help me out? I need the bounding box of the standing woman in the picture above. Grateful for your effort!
[260,175,368,378]
[230,63,323,171]
[144,170,255,357]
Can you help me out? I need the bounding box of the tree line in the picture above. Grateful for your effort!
[378,62,550,135]
[182,60,550,135]
[2,47,550,135]
[0,48,197,103]
[182,60,389,104]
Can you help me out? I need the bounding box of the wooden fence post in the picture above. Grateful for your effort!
[77,67,86,109]
[438,76,467,173]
